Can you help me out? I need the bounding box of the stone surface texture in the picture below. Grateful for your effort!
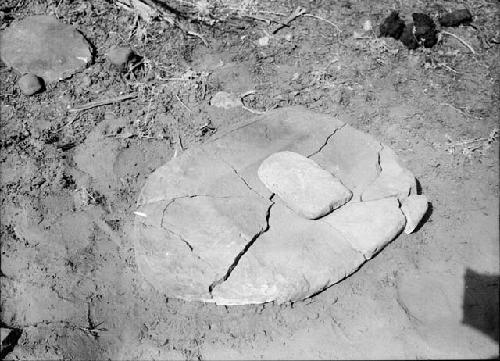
[258,151,352,219]
[0,16,92,82]
[133,106,424,305]
[401,194,429,234]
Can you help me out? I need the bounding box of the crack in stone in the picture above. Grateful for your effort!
[214,156,269,200]
[208,193,276,296]
[160,194,234,255]
[306,123,347,158]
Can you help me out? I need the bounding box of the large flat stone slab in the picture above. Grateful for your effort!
[0,16,92,82]
[133,106,424,304]
[258,151,352,219]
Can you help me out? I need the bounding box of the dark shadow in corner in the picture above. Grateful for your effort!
[0,326,22,360]
[462,268,499,343]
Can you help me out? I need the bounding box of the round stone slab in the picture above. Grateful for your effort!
[133,106,423,305]
[0,16,92,82]
[258,151,352,219]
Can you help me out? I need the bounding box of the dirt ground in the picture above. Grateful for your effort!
[1,0,499,359]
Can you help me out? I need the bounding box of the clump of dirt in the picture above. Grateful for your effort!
[1,0,498,359]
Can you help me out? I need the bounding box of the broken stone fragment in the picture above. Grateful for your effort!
[362,145,416,202]
[258,151,352,219]
[211,199,365,305]
[18,73,44,95]
[401,194,428,234]
[309,125,381,201]
[321,197,406,259]
[0,15,92,82]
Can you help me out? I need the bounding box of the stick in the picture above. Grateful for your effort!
[69,93,138,113]
[175,94,192,113]
[304,13,341,33]
[441,30,476,54]
[271,6,306,34]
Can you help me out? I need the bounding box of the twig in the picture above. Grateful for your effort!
[304,13,341,33]
[441,30,476,54]
[175,94,192,113]
[69,93,138,113]
[271,6,307,34]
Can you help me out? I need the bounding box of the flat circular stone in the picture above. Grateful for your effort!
[133,106,423,305]
[0,16,92,82]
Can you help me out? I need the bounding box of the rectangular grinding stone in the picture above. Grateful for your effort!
[258,151,352,219]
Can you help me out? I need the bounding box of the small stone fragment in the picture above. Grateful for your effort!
[400,23,419,50]
[322,197,406,259]
[258,151,352,220]
[18,73,44,95]
[439,9,473,27]
[379,12,405,39]
[413,13,438,48]
[362,146,416,202]
[107,46,137,69]
[401,194,428,234]
[210,91,242,109]
[0,15,92,82]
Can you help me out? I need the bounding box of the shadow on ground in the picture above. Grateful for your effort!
[462,268,499,343]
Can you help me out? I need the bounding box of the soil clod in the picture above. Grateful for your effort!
[412,13,438,48]
[439,9,473,27]
[379,12,405,40]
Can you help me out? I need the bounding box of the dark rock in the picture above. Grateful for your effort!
[439,9,473,27]
[18,73,44,95]
[399,23,419,50]
[379,12,405,39]
[413,13,438,48]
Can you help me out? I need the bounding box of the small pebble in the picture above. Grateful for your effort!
[107,46,136,68]
[210,91,242,109]
[379,12,405,39]
[18,73,44,95]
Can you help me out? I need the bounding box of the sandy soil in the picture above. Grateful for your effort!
[1,0,499,359]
